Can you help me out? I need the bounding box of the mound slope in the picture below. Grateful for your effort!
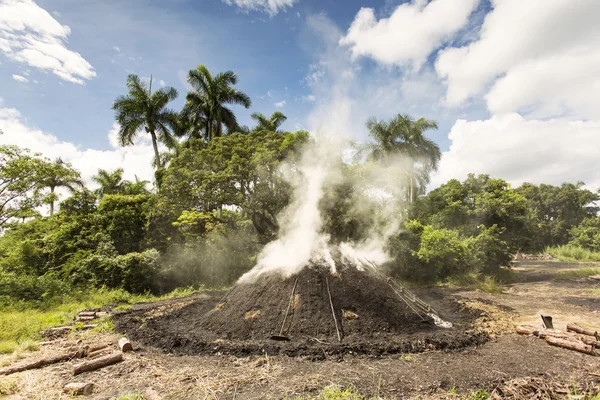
[202,264,438,341]
[115,264,485,356]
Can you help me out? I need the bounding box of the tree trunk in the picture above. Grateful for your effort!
[50,186,55,215]
[149,130,162,169]
[567,323,598,338]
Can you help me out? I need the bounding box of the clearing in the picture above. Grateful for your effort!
[1,261,599,399]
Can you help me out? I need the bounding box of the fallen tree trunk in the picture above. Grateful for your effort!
[546,336,599,356]
[516,325,538,335]
[73,353,123,375]
[578,335,600,349]
[567,323,599,338]
[0,349,85,375]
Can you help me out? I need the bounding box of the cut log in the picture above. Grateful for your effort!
[590,275,600,281]
[118,338,133,352]
[546,336,600,356]
[516,325,538,335]
[567,323,599,338]
[73,353,123,375]
[578,335,600,349]
[77,312,97,317]
[86,343,111,353]
[63,382,94,395]
[0,350,85,375]
[87,348,111,359]
[76,316,96,322]
[95,311,108,318]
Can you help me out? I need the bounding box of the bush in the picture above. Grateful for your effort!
[468,225,512,274]
[0,272,70,306]
[569,216,600,252]
[416,226,472,281]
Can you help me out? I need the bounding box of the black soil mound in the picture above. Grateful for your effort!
[114,265,486,358]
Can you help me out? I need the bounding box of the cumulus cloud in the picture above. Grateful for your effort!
[12,74,27,82]
[0,107,156,189]
[274,100,286,108]
[222,0,297,16]
[435,0,600,118]
[340,0,479,69]
[0,0,96,84]
[431,113,600,190]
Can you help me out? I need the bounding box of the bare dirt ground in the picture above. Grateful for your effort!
[2,261,600,399]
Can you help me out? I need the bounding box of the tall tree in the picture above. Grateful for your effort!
[183,65,251,142]
[251,111,287,132]
[93,168,125,197]
[0,145,46,227]
[364,114,441,203]
[112,74,178,169]
[39,157,84,215]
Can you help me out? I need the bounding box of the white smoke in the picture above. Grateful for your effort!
[238,135,411,283]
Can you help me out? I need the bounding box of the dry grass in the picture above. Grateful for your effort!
[245,309,261,320]
[459,299,516,338]
[342,310,359,320]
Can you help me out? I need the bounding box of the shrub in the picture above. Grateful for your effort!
[468,225,512,274]
[416,226,472,281]
[569,216,600,252]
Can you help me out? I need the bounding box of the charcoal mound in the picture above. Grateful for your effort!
[202,264,436,341]
[114,264,486,357]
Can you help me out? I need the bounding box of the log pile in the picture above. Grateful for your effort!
[0,337,133,376]
[516,319,600,356]
[513,253,557,261]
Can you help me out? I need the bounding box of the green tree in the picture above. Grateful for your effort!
[183,65,251,142]
[250,111,287,132]
[92,168,125,197]
[160,130,309,241]
[363,114,441,203]
[0,145,47,227]
[39,158,84,215]
[112,74,179,168]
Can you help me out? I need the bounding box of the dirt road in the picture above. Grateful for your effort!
[1,261,599,399]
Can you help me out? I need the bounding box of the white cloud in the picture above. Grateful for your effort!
[159,79,165,87]
[435,0,600,118]
[0,107,156,191]
[431,113,600,190]
[12,74,28,82]
[0,0,96,84]
[340,0,479,69]
[275,100,286,108]
[222,0,297,16]
[113,46,120,52]
[300,94,316,102]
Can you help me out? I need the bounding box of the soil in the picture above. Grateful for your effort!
[113,265,485,358]
[2,261,600,399]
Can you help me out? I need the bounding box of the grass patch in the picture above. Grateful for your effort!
[0,379,18,395]
[0,286,201,355]
[545,244,600,262]
[287,386,384,400]
[555,268,600,279]
[113,304,133,312]
[445,271,507,293]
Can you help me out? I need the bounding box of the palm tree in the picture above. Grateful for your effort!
[40,158,84,215]
[112,74,178,169]
[251,111,287,132]
[92,168,125,197]
[183,65,251,142]
[123,176,150,195]
[364,114,441,203]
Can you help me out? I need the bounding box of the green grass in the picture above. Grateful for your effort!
[545,244,600,262]
[555,267,600,279]
[287,386,384,400]
[0,286,200,355]
[445,272,507,294]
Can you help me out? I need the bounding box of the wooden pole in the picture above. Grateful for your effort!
[326,277,342,343]
[73,353,123,375]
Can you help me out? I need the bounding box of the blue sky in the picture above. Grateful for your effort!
[1,0,600,191]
